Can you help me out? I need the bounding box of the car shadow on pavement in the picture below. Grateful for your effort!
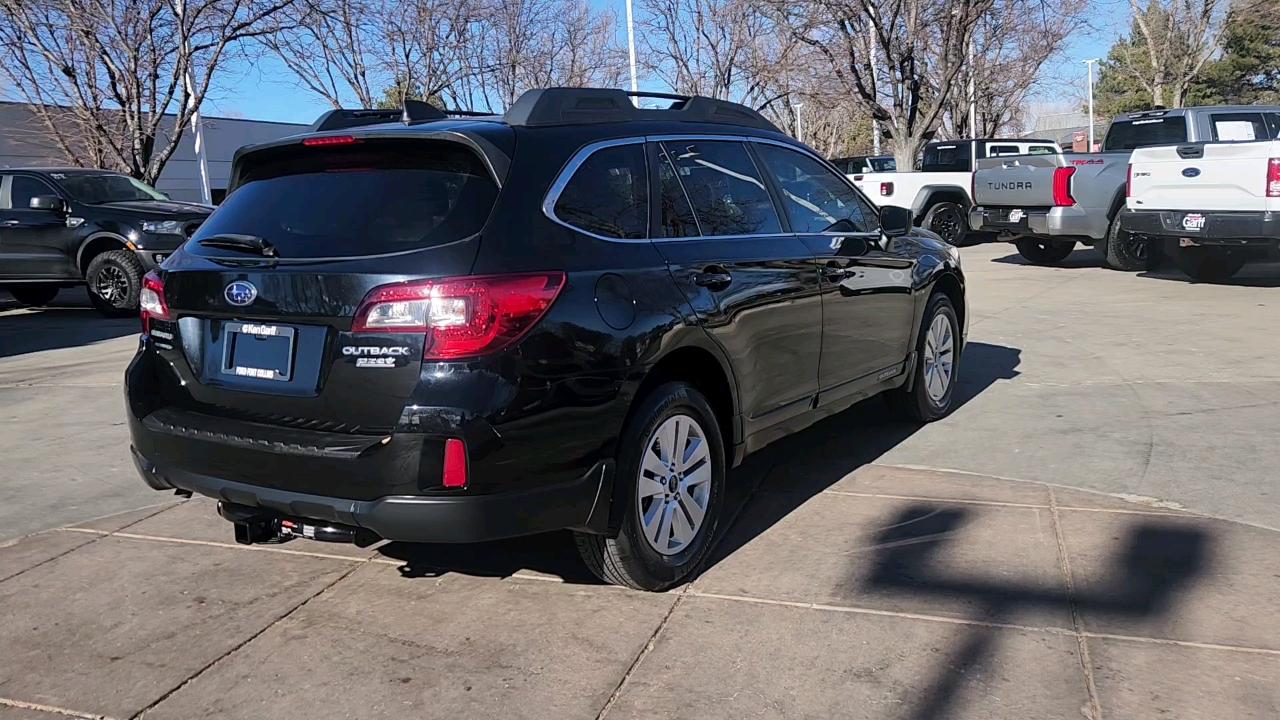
[379,341,1022,586]
[1136,262,1280,288]
[990,247,1107,269]
[858,504,1209,720]
[0,289,138,359]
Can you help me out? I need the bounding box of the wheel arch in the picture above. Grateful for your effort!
[631,343,740,455]
[914,187,971,222]
[76,232,130,277]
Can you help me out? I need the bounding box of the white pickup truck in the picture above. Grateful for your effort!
[1124,134,1280,280]
[849,138,1061,245]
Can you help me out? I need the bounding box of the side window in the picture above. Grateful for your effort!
[553,143,648,239]
[656,146,699,238]
[754,143,878,233]
[11,176,56,210]
[988,145,1020,157]
[659,140,781,237]
[1264,113,1280,140]
[1210,113,1266,142]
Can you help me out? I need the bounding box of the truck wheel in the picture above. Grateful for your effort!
[1102,216,1157,271]
[574,381,725,591]
[86,249,144,317]
[1175,247,1246,281]
[1014,239,1075,265]
[923,203,967,246]
[888,293,960,423]
[7,285,60,307]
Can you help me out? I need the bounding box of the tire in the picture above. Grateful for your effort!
[923,202,967,246]
[1015,238,1075,265]
[7,285,60,307]
[1102,214,1158,271]
[1174,247,1246,281]
[888,293,961,423]
[85,249,144,317]
[574,381,726,591]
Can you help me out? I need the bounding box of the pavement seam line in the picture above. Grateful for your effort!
[132,556,373,720]
[0,697,117,720]
[0,503,181,585]
[1050,488,1104,720]
[594,588,689,720]
[821,489,1187,517]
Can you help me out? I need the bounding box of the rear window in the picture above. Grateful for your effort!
[867,157,896,172]
[191,140,497,259]
[921,142,971,172]
[1103,117,1188,151]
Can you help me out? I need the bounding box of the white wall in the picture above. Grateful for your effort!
[0,102,308,202]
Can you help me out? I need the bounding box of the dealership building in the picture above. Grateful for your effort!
[0,102,307,203]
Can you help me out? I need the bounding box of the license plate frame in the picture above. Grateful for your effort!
[220,321,296,382]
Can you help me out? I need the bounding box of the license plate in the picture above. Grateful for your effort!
[1182,213,1205,231]
[221,322,295,381]
[1008,208,1025,223]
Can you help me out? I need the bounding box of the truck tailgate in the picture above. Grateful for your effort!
[973,155,1065,207]
[1129,141,1280,212]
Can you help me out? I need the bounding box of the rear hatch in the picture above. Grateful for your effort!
[1128,141,1280,213]
[150,135,504,433]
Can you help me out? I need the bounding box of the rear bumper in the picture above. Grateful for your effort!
[1120,210,1280,244]
[132,444,615,543]
[969,205,1103,240]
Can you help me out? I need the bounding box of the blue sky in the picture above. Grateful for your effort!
[204,0,1131,126]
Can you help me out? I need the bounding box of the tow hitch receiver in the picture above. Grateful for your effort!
[219,501,380,547]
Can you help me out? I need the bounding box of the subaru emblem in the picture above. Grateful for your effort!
[1182,167,1201,177]
[225,280,257,306]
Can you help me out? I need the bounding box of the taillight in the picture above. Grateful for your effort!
[880,182,894,196]
[1267,158,1280,197]
[1052,167,1076,206]
[1126,163,1133,198]
[139,270,169,334]
[442,438,467,488]
[302,135,360,146]
[351,272,566,360]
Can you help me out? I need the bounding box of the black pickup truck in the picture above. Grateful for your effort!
[0,168,211,315]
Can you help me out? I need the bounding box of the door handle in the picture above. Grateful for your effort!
[0,219,19,227]
[819,264,849,281]
[692,267,732,288]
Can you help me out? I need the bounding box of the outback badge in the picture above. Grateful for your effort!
[224,280,258,306]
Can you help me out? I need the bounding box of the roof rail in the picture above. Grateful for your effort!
[308,101,498,133]
[502,88,781,133]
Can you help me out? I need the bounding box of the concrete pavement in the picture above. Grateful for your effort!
[2,243,1280,717]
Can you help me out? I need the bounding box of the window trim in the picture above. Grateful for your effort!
[542,133,881,243]
[4,173,60,210]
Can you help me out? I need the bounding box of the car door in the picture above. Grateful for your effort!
[752,142,916,401]
[0,174,78,279]
[649,138,822,438]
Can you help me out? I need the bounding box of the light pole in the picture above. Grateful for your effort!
[626,0,638,105]
[1084,58,1100,151]
[793,102,803,144]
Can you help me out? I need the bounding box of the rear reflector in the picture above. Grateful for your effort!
[442,438,467,488]
[880,182,894,196]
[1052,167,1076,206]
[1267,158,1280,198]
[352,272,566,359]
[302,135,360,146]
[139,270,169,334]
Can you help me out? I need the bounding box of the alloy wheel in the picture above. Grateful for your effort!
[922,312,955,403]
[637,414,713,556]
[95,265,129,305]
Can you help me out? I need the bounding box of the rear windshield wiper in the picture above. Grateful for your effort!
[197,233,278,257]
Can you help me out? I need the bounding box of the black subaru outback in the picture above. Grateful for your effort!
[126,88,967,590]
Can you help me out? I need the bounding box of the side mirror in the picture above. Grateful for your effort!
[879,205,912,237]
[29,195,67,214]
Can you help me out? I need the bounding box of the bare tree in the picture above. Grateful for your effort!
[1121,0,1228,107]
[260,0,379,108]
[639,0,800,108]
[767,0,995,166]
[0,0,295,183]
